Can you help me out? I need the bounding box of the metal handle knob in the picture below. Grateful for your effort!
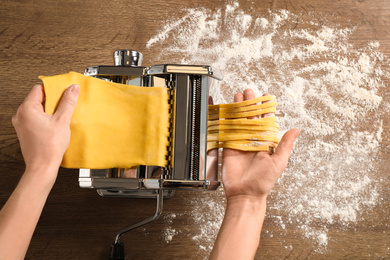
[113,50,143,67]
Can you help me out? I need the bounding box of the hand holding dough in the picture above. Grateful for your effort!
[40,72,170,169]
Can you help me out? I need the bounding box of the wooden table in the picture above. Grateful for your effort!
[0,0,389,259]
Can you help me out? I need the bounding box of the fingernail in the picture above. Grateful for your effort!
[70,84,80,95]
[294,129,300,137]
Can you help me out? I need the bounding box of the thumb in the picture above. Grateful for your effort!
[273,128,300,164]
[54,84,80,124]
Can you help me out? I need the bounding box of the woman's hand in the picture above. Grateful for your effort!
[0,84,79,260]
[12,84,79,180]
[222,89,299,204]
[211,88,299,260]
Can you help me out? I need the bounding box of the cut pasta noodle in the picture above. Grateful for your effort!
[208,101,278,114]
[207,125,279,132]
[207,117,278,126]
[208,94,275,109]
[208,107,276,120]
[207,95,280,152]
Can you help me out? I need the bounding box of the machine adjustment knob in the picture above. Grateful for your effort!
[114,50,143,67]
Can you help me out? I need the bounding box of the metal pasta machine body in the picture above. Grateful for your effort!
[77,50,221,258]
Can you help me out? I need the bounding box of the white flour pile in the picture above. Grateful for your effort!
[147,2,390,256]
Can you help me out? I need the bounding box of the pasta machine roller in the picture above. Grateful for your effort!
[76,49,221,259]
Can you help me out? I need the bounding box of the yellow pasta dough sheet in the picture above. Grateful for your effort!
[40,72,170,169]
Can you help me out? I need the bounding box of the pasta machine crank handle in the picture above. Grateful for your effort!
[109,188,164,260]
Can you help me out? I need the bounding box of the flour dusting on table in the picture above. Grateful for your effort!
[148,2,389,255]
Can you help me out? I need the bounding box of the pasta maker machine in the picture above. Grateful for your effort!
[77,49,221,259]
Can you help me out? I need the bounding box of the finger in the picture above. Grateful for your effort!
[208,96,214,105]
[243,88,255,100]
[243,88,258,119]
[23,85,45,109]
[273,128,300,163]
[261,93,274,118]
[53,84,80,125]
[208,96,218,154]
[234,92,243,102]
[223,92,244,154]
[13,85,45,127]
[260,93,274,153]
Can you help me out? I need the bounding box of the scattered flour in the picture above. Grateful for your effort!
[149,2,390,256]
[190,193,225,252]
[163,213,179,243]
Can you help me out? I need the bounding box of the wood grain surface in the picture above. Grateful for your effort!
[1,0,389,259]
